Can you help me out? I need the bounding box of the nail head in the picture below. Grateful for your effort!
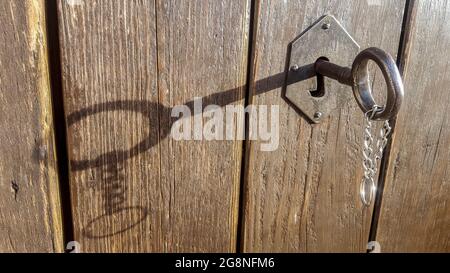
[322,23,331,30]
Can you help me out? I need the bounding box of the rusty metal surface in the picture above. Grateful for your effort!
[285,15,360,123]
[351,47,404,121]
[314,48,404,121]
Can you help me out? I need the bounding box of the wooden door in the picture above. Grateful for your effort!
[1,0,449,253]
[241,0,449,253]
[375,0,450,252]
[242,0,406,252]
[57,0,250,252]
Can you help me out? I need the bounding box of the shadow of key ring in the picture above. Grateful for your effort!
[351,47,404,120]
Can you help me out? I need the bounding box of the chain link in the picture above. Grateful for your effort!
[360,105,392,206]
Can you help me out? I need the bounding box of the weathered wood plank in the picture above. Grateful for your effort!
[58,0,250,252]
[242,0,405,252]
[0,0,63,252]
[376,0,450,252]
[154,0,250,252]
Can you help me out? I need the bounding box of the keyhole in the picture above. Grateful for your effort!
[309,57,329,98]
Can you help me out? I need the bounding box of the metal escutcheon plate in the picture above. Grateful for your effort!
[285,15,360,123]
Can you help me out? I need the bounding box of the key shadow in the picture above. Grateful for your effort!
[67,68,314,172]
[70,43,316,239]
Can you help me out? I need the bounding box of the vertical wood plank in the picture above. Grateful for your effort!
[0,0,63,252]
[58,0,250,252]
[242,0,405,252]
[376,0,450,252]
[58,0,161,252]
[155,0,250,252]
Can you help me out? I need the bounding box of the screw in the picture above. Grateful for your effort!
[291,65,299,72]
[314,112,323,120]
[322,23,331,30]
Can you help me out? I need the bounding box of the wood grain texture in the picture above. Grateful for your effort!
[376,0,450,252]
[0,0,63,252]
[242,0,406,252]
[154,0,250,253]
[58,0,250,252]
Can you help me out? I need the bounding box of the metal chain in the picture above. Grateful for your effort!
[360,105,392,206]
